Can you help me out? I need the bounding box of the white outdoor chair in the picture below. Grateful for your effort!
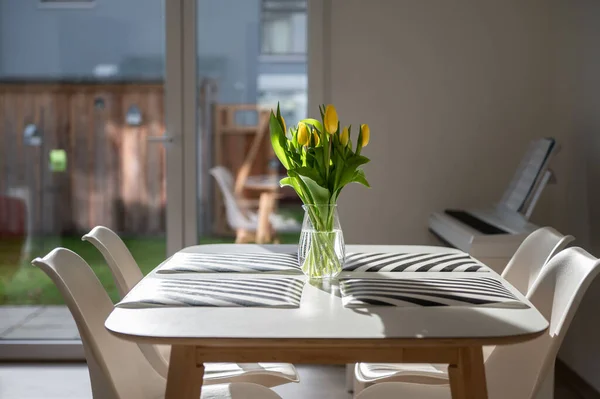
[32,248,283,399]
[82,226,299,387]
[352,227,574,393]
[355,247,600,399]
[210,166,300,243]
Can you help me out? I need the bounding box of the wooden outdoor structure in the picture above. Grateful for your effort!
[0,81,167,235]
[211,104,275,236]
[0,195,26,281]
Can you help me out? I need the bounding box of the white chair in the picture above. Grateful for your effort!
[32,248,283,399]
[501,227,574,295]
[82,226,299,387]
[210,166,300,243]
[82,226,143,299]
[355,247,600,399]
[352,227,574,393]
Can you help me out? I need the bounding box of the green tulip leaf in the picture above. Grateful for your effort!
[352,169,371,187]
[346,154,370,169]
[269,112,291,169]
[280,176,294,188]
[300,118,323,132]
[289,170,330,205]
[280,176,308,204]
[293,166,326,187]
[336,155,370,190]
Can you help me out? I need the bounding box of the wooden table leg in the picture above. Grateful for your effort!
[165,345,204,399]
[448,346,488,399]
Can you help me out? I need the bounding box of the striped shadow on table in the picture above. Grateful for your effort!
[116,276,305,308]
[157,252,489,274]
[340,277,527,308]
[342,252,490,272]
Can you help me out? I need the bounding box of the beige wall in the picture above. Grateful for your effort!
[309,0,588,246]
[553,0,600,391]
[309,0,599,390]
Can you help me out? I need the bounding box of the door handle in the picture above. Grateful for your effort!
[147,132,174,143]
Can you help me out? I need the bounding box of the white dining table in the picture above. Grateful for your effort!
[105,244,548,399]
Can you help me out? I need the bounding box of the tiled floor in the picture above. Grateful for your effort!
[0,364,351,399]
[0,306,77,340]
[0,363,584,399]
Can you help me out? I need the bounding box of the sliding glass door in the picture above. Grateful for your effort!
[0,0,187,357]
[193,0,308,240]
[0,0,311,358]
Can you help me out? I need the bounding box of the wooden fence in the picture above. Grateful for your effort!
[0,82,167,235]
[0,81,276,236]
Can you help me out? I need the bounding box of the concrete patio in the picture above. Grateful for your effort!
[0,306,78,340]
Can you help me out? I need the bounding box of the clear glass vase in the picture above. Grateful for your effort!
[298,204,345,279]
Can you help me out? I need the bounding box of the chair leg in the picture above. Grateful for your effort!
[353,377,369,397]
[346,364,354,393]
[256,193,275,244]
[236,229,255,243]
[535,363,554,399]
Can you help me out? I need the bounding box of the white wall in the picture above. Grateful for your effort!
[310,0,587,247]
[553,0,600,391]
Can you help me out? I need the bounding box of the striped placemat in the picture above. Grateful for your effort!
[157,252,489,274]
[157,252,303,274]
[116,276,305,308]
[343,252,488,272]
[340,277,527,308]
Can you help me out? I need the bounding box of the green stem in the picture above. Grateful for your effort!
[300,206,342,278]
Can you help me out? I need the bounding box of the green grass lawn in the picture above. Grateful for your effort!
[0,233,301,305]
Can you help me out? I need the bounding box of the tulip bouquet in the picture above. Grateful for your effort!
[269,104,371,278]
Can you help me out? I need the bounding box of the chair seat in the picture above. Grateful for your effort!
[204,363,299,385]
[149,382,283,399]
[200,382,283,399]
[355,382,450,399]
[356,345,494,387]
[158,346,298,386]
[158,345,298,386]
[356,363,449,384]
[248,212,301,232]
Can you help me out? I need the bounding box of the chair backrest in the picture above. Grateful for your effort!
[32,248,164,399]
[501,227,574,295]
[210,166,252,229]
[82,226,170,377]
[485,247,600,399]
[82,226,144,298]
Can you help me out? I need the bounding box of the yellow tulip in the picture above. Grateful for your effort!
[324,104,339,134]
[340,126,349,147]
[360,124,370,147]
[313,129,320,146]
[297,122,310,146]
[279,114,287,135]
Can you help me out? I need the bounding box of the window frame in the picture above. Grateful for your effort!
[260,0,307,56]
[38,0,96,9]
